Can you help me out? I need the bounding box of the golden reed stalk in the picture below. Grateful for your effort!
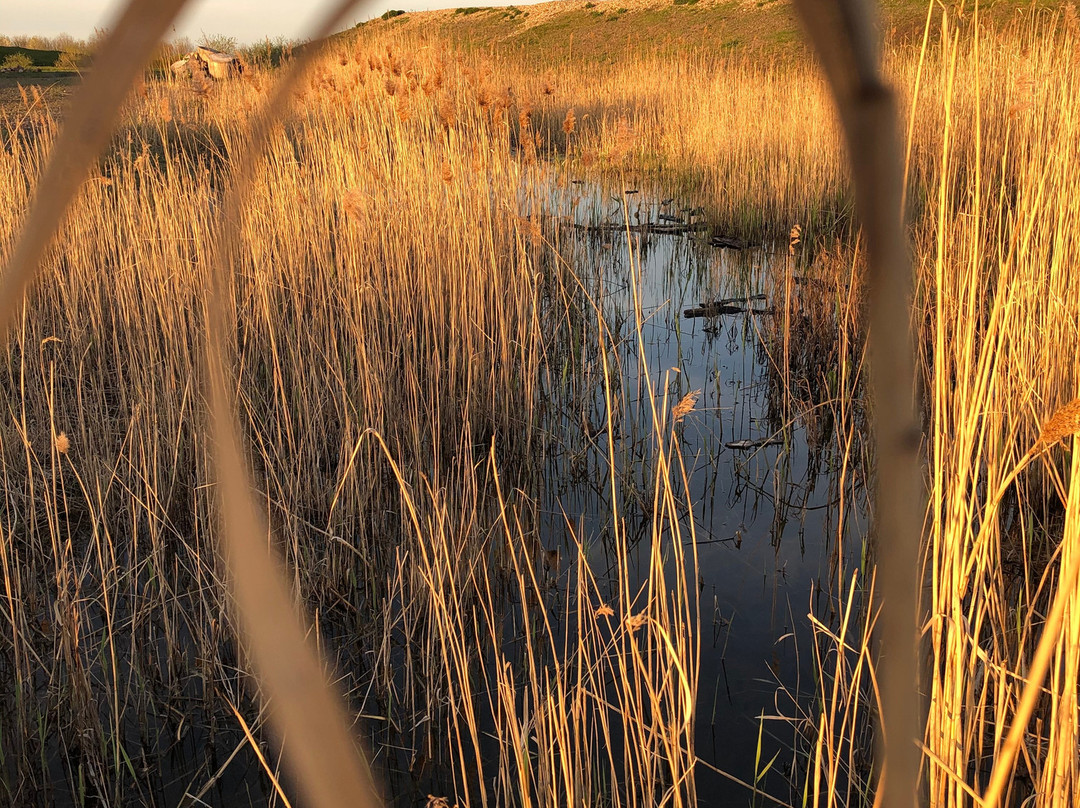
[0,1,383,806]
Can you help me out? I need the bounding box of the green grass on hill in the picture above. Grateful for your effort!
[0,45,62,69]
[353,0,1067,64]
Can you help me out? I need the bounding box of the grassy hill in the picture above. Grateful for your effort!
[352,0,1064,63]
[0,45,62,69]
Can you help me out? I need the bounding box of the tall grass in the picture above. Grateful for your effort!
[0,34,701,806]
[3,3,1079,806]
[507,9,1080,803]
[439,4,1078,803]
[773,11,1080,807]
[916,12,1080,805]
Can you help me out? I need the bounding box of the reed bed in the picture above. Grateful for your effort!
[2,3,1079,805]
[915,14,1080,805]
[0,41,700,806]
[415,5,1079,804]
[766,12,1080,807]
[789,12,1080,806]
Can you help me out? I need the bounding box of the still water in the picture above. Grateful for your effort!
[538,182,867,804]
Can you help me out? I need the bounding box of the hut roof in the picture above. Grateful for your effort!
[195,45,239,64]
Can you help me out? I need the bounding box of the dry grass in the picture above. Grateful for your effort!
[0,31,700,807]
[2,3,1079,806]
[790,11,1080,807]
[488,4,1080,804]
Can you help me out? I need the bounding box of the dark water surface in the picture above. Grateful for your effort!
[541,183,867,805]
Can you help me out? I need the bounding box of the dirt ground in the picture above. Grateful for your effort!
[0,73,80,119]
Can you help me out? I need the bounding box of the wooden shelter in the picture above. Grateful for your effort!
[170,45,243,80]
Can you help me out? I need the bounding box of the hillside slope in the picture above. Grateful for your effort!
[0,45,62,68]
[354,0,1062,62]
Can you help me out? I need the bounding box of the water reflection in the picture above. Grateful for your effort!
[541,181,867,804]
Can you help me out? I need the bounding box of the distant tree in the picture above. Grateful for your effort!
[86,28,110,55]
[169,37,195,57]
[240,36,295,69]
[55,46,90,71]
[49,33,79,51]
[148,39,191,75]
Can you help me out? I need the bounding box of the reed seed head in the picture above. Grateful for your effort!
[342,188,366,222]
[789,223,802,255]
[1033,397,1080,452]
[626,612,649,632]
[437,94,456,129]
[672,389,700,423]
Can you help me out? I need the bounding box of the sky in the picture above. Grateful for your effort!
[5,0,518,47]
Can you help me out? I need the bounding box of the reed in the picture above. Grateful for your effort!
[0,27,700,807]
[2,4,1079,806]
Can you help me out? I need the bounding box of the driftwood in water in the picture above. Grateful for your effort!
[725,437,783,450]
[684,303,745,317]
[683,294,770,319]
[574,221,710,235]
[563,212,756,249]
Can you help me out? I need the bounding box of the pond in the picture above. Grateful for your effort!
[535,180,869,804]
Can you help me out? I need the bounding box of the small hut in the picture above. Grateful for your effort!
[170,45,243,80]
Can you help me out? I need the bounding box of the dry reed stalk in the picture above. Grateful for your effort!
[917,13,1080,805]
[0,0,191,338]
[981,447,1080,806]
[979,399,1080,806]
[201,3,392,806]
[6,8,1078,806]
[790,3,922,808]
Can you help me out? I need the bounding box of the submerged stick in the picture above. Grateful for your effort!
[790,2,923,807]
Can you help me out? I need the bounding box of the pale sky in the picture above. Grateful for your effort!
[5,0,517,46]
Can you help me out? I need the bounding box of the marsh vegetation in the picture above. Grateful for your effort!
[1,2,1079,806]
